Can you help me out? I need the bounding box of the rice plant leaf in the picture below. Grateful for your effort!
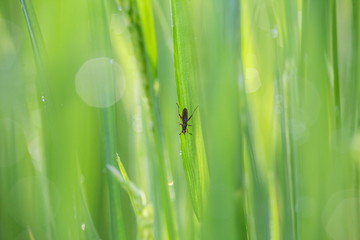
[107,157,154,240]
[170,0,209,220]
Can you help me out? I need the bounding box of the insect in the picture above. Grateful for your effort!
[177,103,199,135]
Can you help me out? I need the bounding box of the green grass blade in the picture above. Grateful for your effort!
[108,154,154,240]
[2,0,360,239]
[170,0,209,220]
[331,0,341,130]
[19,1,56,239]
[19,0,46,69]
[194,1,247,239]
[116,0,178,238]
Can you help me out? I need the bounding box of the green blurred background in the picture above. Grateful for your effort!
[0,0,359,239]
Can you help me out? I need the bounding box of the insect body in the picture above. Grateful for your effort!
[177,103,198,135]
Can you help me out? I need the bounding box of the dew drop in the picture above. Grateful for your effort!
[81,223,86,231]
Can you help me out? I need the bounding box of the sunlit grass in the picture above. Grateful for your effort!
[0,0,359,239]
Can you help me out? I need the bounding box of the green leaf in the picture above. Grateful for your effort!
[107,154,154,240]
[170,0,209,220]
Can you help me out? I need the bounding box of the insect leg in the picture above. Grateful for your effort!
[187,105,199,121]
[176,103,183,119]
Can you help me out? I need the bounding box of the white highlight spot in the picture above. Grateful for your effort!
[0,19,22,70]
[41,96,46,102]
[168,180,174,186]
[81,223,86,231]
[271,27,279,39]
[245,68,261,93]
[28,137,44,172]
[75,57,125,108]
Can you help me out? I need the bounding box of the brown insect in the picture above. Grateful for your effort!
[177,103,198,135]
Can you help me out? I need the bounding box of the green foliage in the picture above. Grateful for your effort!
[0,0,359,239]
[171,0,209,220]
[107,154,154,240]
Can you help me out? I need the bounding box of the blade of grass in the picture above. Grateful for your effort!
[75,167,102,240]
[299,0,335,238]
[269,0,300,238]
[195,0,247,239]
[19,0,46,70]
[170,0,209,221]
[107,154,154,240]
[352,2,360,237]
[116,0,178,238]
[242,113,270,240]
[353,0,360,129]
[331,0,341,130]
[87,0,129,238]
[19,1,56,239]
[240,1,273,238]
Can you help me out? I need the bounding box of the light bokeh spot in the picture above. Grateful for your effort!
[27,136,44,173]
[75,57,125,108]
[323,190,360,240]
[271,27,279,39]
[245,68,262,93]
[325,197,360,240]
[8,177,60,226]
[0,19,22,71]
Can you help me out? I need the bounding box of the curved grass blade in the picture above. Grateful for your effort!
[107,154,154,240]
